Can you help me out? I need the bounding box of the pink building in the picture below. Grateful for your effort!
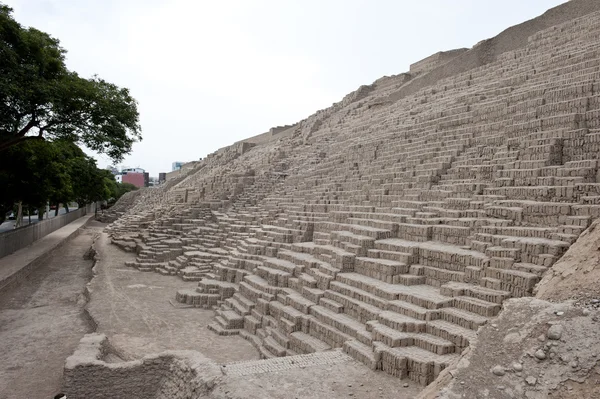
[121,172,145,188]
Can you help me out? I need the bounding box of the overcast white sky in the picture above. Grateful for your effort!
[6,0,567,176]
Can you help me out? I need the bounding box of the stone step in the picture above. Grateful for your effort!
[301,286,326,303]
[293,242,355,271]
[286,293,316,314]
[512,262,548,276]
[208,322,240,336]
[296,272,316,288]
[374,239,420,256]
[263,257,303,275]
[452,295,502,317]
[310,305,373,346]
[379,345,459,385]
[334,241,366,257]
[343,340,379,370]
[244,315,262,334]
[269,301,304,327]
[256,266,291,288]
[307,268,334,290]
[331,231,376,249]
[347,218,400,233]
[437,307,488,331]
[386,300,430,321]
[377,311,427,333]
[483,267,539,296]
[321,222,394,240]
[279,316,299,334]
[175,289,219,308]
[337,273,455,309]
[440,281,511,304]
[329,281,387,309]
[263,336,286,357]
[218,309,245,329]
[239,281,273,303]
[307,316,353,349]
[232,292,256,310]
[425,320,476,350]
[316,261,341,277]
[354,257,410,283]
[411,265,464,287]
[289,331,331,354]
[367,249,415,264]
[319,297,344,313]
[324,289,382,324]
[396,274,427,286]
[369,322,455,355]
[336,211,408,224]
[278,249,321,268]
[244,274,284,297]
[266,326,290,349]
[224,297,251,316]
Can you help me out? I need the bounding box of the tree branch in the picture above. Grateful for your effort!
[16,110,38,137]
[38,120,62,135]
[0,135,44,152]
[16,118,37,137]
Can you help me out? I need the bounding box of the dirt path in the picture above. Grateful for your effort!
[0,224,101,399]
[87,231,259,363]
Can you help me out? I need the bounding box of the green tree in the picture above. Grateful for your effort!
[0,4,141,161]
[0,139,124,224]
[68,156,107,206]
[0,139,70,224]
[102,170,119,201]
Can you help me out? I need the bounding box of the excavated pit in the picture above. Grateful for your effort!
[65,1,600,397]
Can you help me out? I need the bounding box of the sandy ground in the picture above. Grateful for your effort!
[87,230,259,363]
[0,224,99,399]
[215,352,422,399]
[536,218,600,302]
[423,298,600,399]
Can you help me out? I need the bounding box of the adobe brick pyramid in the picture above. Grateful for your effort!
[106,0,600,387]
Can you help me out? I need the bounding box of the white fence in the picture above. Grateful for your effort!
[0,207,89,259]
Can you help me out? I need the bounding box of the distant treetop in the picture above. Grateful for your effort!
[0,3,142,162]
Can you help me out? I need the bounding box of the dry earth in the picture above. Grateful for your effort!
[0,224,100,399]
[213,352,422,399]
[420,299,600,399]
[86,230,259,364]
[536,218,600,303]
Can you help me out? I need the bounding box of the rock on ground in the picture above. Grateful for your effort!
[418,298,600,399]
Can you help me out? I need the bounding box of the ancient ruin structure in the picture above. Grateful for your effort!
[99,0,600,389]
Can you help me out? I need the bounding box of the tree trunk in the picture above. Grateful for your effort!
[65,203,69,213]
[38,207,44,221]
[14,202,23,228]
[54,203,59,217]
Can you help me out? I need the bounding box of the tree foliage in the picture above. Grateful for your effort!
[0,140,67,222]
[0,139,139,224]
[0,4,141,161]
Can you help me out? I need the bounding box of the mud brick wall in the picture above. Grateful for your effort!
[64,334,220,399]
